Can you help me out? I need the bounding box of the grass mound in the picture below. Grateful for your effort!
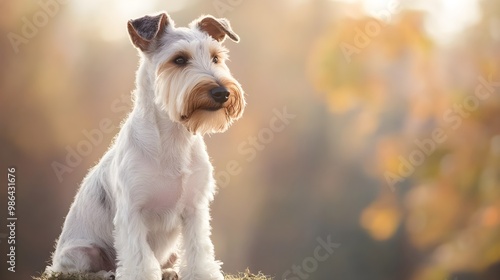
[225,269,272,280]
[33,272,109,280]
[33,269,272,280]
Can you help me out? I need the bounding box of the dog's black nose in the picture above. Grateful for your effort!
[210,87,230,104]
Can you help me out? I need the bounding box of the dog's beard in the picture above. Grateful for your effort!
[155,76,244,134]
[182,109,230,134]
[181,79,244,134]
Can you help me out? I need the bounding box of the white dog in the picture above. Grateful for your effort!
[46,11,245,280]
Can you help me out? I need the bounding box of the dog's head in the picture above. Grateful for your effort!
[127,12,245,135]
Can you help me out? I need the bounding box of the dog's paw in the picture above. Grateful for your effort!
[179,269,224,280]
[96,270,116,280]
[162,268,178,280]
[210,270,225,280]
[115,268,162,280]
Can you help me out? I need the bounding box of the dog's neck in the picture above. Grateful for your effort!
[128,60,196,160]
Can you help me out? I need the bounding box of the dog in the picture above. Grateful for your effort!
[46,11,244,280]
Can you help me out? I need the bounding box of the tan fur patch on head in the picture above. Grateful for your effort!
[183,81,222,119]
[196,16,240,42]
[156,51,192,76]
[219,78,245,120]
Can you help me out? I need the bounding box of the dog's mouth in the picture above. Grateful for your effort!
[201,106,223,112]
[181,106,224,120]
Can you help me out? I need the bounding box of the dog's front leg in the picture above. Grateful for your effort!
[179,204,224,280]
[114,206,161,280]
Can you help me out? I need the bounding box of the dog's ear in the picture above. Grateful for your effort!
[128,13,169,51]
[191,16,239,43]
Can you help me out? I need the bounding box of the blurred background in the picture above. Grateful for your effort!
[1,0,500,279]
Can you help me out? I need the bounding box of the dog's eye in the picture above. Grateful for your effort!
[174,56,188,65]
[212,56,219,64]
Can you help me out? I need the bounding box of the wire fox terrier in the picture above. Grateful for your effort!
[46,11,244,280]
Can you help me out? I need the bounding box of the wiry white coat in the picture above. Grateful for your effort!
[47,13,244,280]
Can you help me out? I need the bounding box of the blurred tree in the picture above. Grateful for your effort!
[307,1,500,279]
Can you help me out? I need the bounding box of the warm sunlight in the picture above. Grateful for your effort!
[68,0,195,41]
[3,0,500,279]
[333,0,482,43]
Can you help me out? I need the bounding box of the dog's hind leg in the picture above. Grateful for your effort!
[48,241,115,274]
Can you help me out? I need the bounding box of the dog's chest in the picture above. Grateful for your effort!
[148,173,186,208]
[140,155,192,215]
[146,178,182,210]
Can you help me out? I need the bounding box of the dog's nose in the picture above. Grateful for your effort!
[210,87,230,104]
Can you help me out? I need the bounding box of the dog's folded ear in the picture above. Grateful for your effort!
[191,16,240,43]
[128,13,170,51]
